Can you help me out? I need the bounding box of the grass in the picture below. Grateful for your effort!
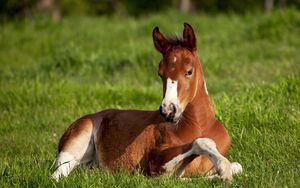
[0,9,300,187]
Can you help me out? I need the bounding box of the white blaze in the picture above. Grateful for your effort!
[163,78,178,105]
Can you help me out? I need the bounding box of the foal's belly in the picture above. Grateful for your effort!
[96,128,155,172]
[90,109,160,172]
[91,109,184,174]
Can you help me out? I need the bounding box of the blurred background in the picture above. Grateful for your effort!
[1,0,300,21]
[0,0,299,103]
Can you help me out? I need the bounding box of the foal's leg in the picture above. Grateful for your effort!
[52,117,95,181]
[205,162,242,180]
[163,138,239,181]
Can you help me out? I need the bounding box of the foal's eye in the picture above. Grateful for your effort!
[185,69,193,77]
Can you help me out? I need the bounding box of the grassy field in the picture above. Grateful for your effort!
[0,9,300,187]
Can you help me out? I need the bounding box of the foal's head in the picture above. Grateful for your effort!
[153,23,202,123]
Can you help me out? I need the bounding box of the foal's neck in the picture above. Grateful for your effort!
[175,63,216,141]
[184,81,215,125]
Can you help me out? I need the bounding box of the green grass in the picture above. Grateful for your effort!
[0,9,300,187]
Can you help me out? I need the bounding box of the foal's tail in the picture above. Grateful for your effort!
[52,117,95,181]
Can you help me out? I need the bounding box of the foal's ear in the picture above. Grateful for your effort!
[183,23,196,51]
[153,27,169,55]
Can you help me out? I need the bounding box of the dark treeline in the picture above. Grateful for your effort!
[1,0,300,21]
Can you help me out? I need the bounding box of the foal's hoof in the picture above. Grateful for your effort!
[217,158,232,182]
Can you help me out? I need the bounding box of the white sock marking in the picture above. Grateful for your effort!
[163,150,193,176]
[206,162,242,180]
[230,162,243,174]
[52,152,78,181]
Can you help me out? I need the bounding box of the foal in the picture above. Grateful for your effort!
[52,23,242,181]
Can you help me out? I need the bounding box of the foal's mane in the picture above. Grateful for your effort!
[167,35,184,46]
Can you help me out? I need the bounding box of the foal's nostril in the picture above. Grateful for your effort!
[160,103,178,122]
[169,103,176,115]
[170,103,176,114]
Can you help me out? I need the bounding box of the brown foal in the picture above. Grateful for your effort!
[52,23,242,182]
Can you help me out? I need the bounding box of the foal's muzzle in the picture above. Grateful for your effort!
[160,103,178,123]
